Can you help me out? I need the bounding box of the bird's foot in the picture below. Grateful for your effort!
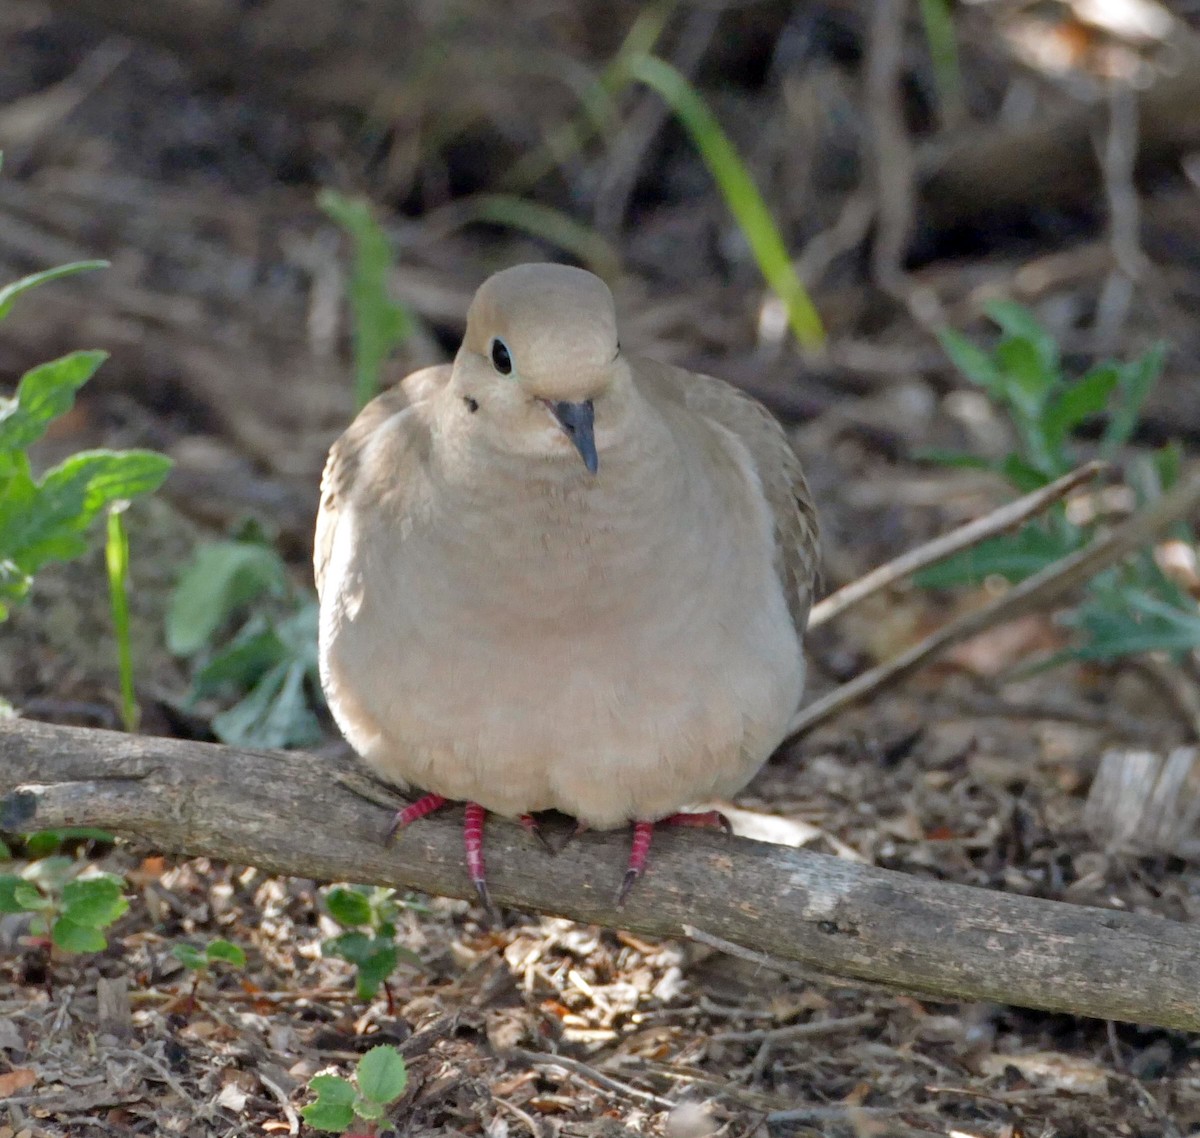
[385,793,449,844]
[463,801,500,924]
[615,811,732,908]
[384,795,500,924]
[519,813,554,853]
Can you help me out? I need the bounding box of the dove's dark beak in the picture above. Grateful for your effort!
[547,399,598,474]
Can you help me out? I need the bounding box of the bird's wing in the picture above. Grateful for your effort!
[633,358,820,635]
[313,365,450,598]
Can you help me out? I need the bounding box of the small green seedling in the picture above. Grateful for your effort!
[167,534,322,749]
[172,937,246,982]
[322,885,422,1001]
[0,859,128,953]
[301,1045,408,1136]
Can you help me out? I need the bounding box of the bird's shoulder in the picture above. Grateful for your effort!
[631,356,820,634]
[313,364,449,598]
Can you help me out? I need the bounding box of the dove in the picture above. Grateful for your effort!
[314,262,818,913]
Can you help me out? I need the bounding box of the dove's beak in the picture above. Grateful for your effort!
[546,399,598,474]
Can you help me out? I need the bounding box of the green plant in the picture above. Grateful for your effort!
[318,190,413,411]
[322,885,422,1000]
[0,273,172,624]
[301,1045,408,1135]
[167,534,322,748]
[0,858,128,953]
[922,302,1198,665]
[172,937,246,995]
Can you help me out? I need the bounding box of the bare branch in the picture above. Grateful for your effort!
[5,718,1200,1030]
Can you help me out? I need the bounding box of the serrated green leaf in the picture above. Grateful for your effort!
[301,1074,357,1132]
[356,1045,408,1105]
[205,939,246,968]
[0,261,108,321]
[61,876,128,928]
[52,915,108,953]
[166,541,290,656]
[326,886,373,927]
[0,350,107,452]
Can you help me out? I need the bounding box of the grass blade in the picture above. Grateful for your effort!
[626,55,824,350]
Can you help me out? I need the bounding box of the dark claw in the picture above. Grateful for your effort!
[519,814,555,854]
[473,877,500,926]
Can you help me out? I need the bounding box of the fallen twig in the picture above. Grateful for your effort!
[808,461,1106,629]
[790,464,1200,737]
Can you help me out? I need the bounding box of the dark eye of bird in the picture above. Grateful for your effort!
[490,338,513,376]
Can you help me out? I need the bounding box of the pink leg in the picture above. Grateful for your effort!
[616,812,732,907]
[464,802,497,919]
[385,793,448,844]
[617,820,655,907]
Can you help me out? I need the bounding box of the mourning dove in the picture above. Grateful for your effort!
[315,263,819,911]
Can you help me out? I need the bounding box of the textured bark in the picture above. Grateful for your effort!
[4,718,1200,1030]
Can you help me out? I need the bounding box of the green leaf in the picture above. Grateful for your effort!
[61,876,128,928]
[356,1045,408,1105]
[355,946,399,999]
[352,1095,386,1121]
[994,336,1054,419]
[13,881,49,910]
[0,350,108,452]
[205,939,246,968]
[1101,343,1165,456]
[0,261,108,322]
[52,915,108,953]
[326,886,373,928]
[0,874,26,912]
[915,525,1080,589]
[0,450,171,574]
[172,943,208,971]
[210,657,321,749]
[999,454,1054,495]
[166,541,290,656]
[0,836,11,859]
[191,616,287,695]
[301,1074,357,1133]
[939,328,1001,391]
[985,300,1060,377]
[1043,365,1119,450]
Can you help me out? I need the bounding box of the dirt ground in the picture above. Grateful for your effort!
[4,1,1200,1135]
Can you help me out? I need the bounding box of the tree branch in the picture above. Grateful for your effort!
[4,718,1200,1029]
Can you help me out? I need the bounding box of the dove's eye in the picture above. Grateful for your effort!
[490,338,513,376]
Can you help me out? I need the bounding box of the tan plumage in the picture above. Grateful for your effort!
[315,263,818,845]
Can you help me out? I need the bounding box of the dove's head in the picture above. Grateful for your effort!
[451,263,631,474]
